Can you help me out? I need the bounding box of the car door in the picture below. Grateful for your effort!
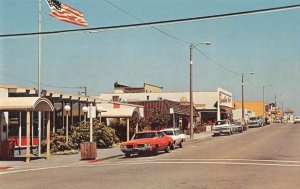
[174,130,180,146]
[158,132,169,150]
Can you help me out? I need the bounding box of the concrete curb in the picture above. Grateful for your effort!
[87,154,124,163]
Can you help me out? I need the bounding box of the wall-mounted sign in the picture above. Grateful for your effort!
[180,97,190,106]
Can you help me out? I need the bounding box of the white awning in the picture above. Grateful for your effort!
[0,97,54,111]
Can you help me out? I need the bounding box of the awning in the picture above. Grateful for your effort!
[220,105,233,114]
[0,97,54,111]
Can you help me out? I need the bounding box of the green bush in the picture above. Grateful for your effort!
[41,129,76,154]
[71,120,119,148]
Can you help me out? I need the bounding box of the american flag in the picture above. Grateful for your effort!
[46,0,88,27]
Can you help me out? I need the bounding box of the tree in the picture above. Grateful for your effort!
[110,117,147,142]
[149,108,169,130]
[71,120,119,148]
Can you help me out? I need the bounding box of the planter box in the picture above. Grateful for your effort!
[80,142,97,160]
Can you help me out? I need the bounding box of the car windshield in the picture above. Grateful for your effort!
[162,131,174,135]
[250,117,258,120]
[215,121,227,125]
[133,132,157,139]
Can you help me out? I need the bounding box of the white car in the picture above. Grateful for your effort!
[294,116,300,124]
[212,120,233,136]
[161,128,186,149]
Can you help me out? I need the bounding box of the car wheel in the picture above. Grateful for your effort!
[171,142,175,150]
[179,140,183,148]
[152,145,158,156]
[125,153,130,158]
[165,144,171,153]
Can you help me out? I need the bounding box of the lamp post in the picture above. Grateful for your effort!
[64,105,71,143]
[241,72,254,123]
[82,106,88,124]
[89,103,93,142]
[170,108,175,128]
[189,41,211,140]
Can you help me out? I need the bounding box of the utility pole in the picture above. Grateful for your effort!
[263,86,265,117]
[242,73,244,121]
[189,44,193,140]
[37,0,42,157]
[188,42,211,140]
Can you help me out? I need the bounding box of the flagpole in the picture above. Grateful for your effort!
[38,0,42,156]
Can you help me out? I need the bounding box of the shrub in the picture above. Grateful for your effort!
[71,120,119,148]
[41,129,77,154]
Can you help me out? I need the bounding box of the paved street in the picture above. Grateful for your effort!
[1,123,300,189]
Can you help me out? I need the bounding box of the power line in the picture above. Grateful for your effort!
[103,0,190,45]
[194,47,241,74]
[1,4,300,38]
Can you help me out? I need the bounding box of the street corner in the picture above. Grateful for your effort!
[0,166,12,170]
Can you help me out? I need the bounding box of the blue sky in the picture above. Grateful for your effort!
[1,0,300,113]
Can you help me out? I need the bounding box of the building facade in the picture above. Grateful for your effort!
[100,87,233,125]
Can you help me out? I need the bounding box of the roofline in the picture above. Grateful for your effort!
[144,83,163,89]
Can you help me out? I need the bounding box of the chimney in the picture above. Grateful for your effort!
[112,96,120,108]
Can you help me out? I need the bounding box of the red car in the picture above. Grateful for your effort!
[120,131,174,157]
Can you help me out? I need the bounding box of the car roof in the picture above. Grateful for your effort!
[160,128,180,131]
[135,131,158,134]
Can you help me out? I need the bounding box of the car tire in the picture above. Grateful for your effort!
[171,142,175,150]
[125,153,130,158]
[165,144,171,153]
[152,145,158,156]
[179,140,183,148]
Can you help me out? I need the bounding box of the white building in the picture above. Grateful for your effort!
[100,88,233,124]
[232,108,256,122]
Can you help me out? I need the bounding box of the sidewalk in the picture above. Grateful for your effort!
[0,131,212,169]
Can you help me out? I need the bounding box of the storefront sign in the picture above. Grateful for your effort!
[180,97,190,106]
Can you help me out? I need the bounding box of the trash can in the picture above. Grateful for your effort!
[1,141,15,160]
[80,142,97,160]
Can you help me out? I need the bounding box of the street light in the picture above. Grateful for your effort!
[189,41,211,140]
[64,104,71,143]
[82,106,88,124]
[241,72,254,123]
[170,108,175,128]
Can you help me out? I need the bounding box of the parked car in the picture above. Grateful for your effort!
[120,131,173,157]
[294,116,300,124]
[161,128,186,149]
[274,118,283,123]
[232,122,244,133]
[212,120,233,136]
[248,117,265,127]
